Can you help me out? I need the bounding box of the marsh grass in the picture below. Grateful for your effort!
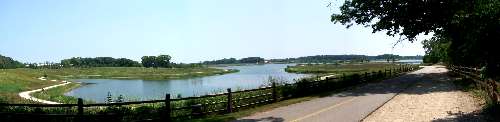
[20,67,238,80]
[285,63,401,76]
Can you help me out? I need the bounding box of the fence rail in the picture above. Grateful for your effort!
[449,65,500,103]
[0,64,420,121]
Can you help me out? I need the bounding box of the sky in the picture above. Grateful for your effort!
[0,0,428,63]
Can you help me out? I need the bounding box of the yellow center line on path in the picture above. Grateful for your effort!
[290,97,357,122]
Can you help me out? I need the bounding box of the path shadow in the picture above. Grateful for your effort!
[431,110,486,122]
[233,117,284,122]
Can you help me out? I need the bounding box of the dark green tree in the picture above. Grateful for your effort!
[156,55,172,68]
[141,56,156,68]
[61,57,140,67]
[422,35,451,63]
[141,55,172,68]
[331,0,500,77]
[240,57,265,64]
[0,54,23,69]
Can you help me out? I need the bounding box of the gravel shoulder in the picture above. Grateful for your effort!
[363,65,485,122]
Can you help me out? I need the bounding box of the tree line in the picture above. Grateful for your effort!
[269,55,422,63]
[61,57,141,67]
[0,54,205,69]
[60,55,201,68]
[203,57,265,65]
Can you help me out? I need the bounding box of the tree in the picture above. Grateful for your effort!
[240,57,265,64]
[141,55,172,68]
[156,55,172,68]
[141,56,156,68]
[0,54,23,69]
[422,35,451,64]
[331,0,500,77]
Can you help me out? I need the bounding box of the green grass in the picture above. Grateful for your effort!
[0,67,237,103]
[0,69,60,103]
[23,67,238,80]
[285,63,402,76]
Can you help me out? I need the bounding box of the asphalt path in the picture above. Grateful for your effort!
[236,66,431,122]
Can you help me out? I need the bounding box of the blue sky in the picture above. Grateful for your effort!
[0,0,427,63]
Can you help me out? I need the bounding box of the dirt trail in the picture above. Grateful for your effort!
[18,80,71,104]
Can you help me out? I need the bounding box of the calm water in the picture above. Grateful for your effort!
[66,64,310,102]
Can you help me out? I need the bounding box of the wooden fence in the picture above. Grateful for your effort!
[0,64,419,121]
[449,65,500,103]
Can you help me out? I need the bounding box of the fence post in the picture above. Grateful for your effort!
[365,72,368,82]
[77,98,84,122]
[342,73,346,81]
[272,82,277,102]
[227,88,233,113]
[384,69,387,77]
[389,69,392,77]
[165,93,171,122]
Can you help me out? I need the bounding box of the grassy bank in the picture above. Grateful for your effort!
[0,67,237,103]
[0,69,60,103]
[285,63,401,75]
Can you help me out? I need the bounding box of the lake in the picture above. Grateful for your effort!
[65,64,310,102]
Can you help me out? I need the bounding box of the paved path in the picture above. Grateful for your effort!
[18,80,72,104]
[237,66,431,122]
